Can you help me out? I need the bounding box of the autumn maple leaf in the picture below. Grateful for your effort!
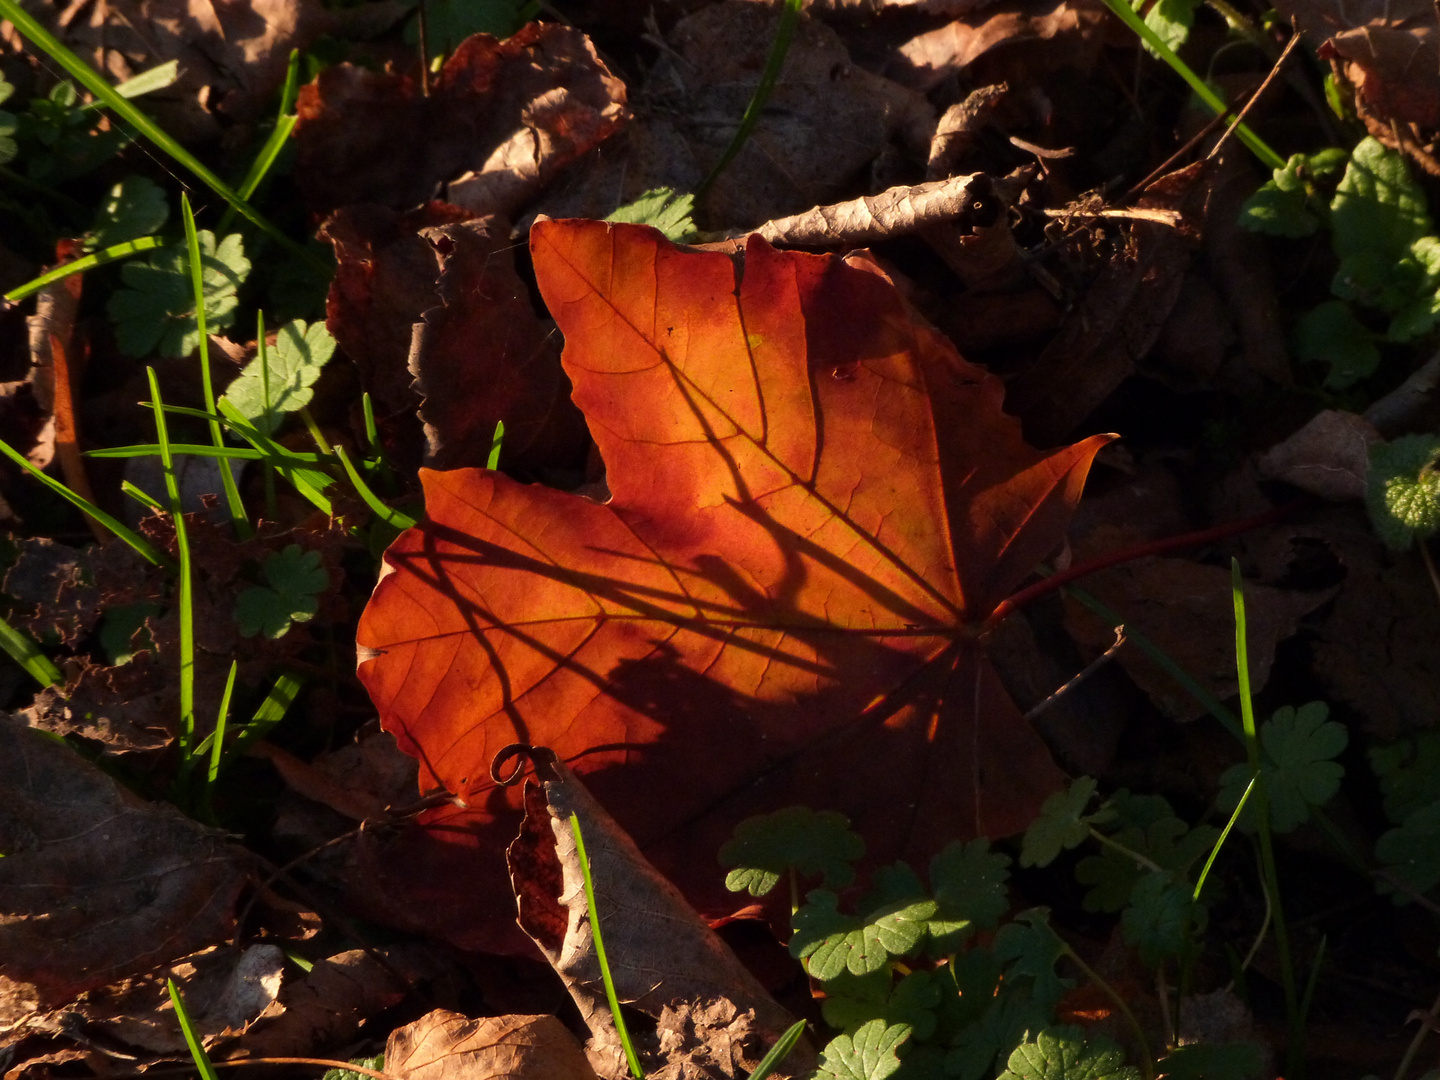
[355,220,1111,951]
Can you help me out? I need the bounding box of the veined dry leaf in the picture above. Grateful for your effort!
[355,220,1111,951]
[507,750,809,1079]
[386,1010,599,1080]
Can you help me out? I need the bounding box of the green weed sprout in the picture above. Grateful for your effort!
[0,612,62,687]
[167,978,220,1080]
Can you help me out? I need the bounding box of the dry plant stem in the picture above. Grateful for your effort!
[1205,32,1301,163]
[1394,983,1440,1080]
[1053,936,1155,1080]
[1024,626,1125,720]
[985,499,1306,632]
[101,1059,397,1079]
[1088,826,1164,873]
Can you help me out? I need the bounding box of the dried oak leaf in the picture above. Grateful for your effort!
[386,1010,599,1080]
[0,715,248,1017]
[354,220,1111,951]
[1274,0,1439,131]
[292,23,627,219]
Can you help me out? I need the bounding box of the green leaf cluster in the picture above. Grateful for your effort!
[605,186,699,243]
[1216,702,1347,832]
[222,320,337,436]
[1371,731,1440,905]
[1365,434,1440,550]
[107,230,251,357]
[13,80,128,182]
[725,810,1075,1080]
[87,176,168,251]
[998,1026,1140,1080]
[1238,148,1346,238]
[235,544,329,640]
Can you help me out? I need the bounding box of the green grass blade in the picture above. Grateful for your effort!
[113,59,179,99]
[120,479,165,512]
[181,193,249,537]
[0,0,303,258]
[0,435,168,567]
[3,236,164,304]
[334,445,417,529]
[224,670,304,760]
[147,367,195,761]
[1194,775,1253,900]
[207,659,238,785]
[1233,559,1300,1073]
[1096,0,1284,170]
[487,420,505,470]
[216,400,334,513]
[569,812,645,1080]
[747,1019,808,1080]
[0,612,62,687]
[362,393,381,455]
[217,50,300,234]
[696,0,802,197]
[90,444,274,461]
[166,979,220,1080]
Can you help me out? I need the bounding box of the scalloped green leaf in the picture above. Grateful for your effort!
[815,1019,911,1080]
[998,1027,1140,1080]
[1217,702,1347,833]
[721,806,864,897]
[1022,777,1103,868]
[235,544,329,640]
[107,230,250,357]
[222,319,337,436]
[1367,434,1440,550]
[792,890,937,980]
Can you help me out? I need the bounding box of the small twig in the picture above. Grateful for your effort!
[1041,207,1184,227]
[1025,625,1125,720]
[1088,826,1165,874]
[1051,934,1156,1080]
[1205,32,1301,162]
[97,1057,397,1080]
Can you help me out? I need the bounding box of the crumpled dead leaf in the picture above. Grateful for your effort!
[0,716,249,1019]
[386,1010,599,1080]
[293,23,627,218]
[1274,0,1439,133]
[534,3,933,230]
[3,536,153,647]
[409,218,587,473]
[744,174,996,247]
[505,749,811,1080]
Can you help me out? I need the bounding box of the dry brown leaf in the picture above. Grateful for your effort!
[890,0,1112,94]
[1064,556,1334,721]
[386,1010,599,1080]
[293,23,627,218]
[1257,410,1379,501]
[0,716,249,1020]
[409,218,587,473]
[1274,0,1439,131]
[506,752,810,1080]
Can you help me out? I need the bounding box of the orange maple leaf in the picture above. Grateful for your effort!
[356,220,1112,948]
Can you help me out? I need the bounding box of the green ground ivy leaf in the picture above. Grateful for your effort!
[1238,147,1347,238]
[107,230,250,357]
[1022,776,1106,868]
[1137,0,1200,53]
[998,1027,1140,1080]
[1121,871,1203,966]
[1157,1041,1264,1079]
[721,806,864,896]
[606,186,698,243]
[927,838,1010,954]
[815,1019,911,1080]
[1367,433,1440,550]
[321,1058,385,1080]
[1292,299,1379,389]
[1376,800,1440,902]
[792,890,937,979]
[1217,702,1346,833]
[235,544,329,640]
[88,176,168,251]
[993,909,1072,1016]
[822,968,941,1042]
[222,320,336,435]
[1370,731,1440,824]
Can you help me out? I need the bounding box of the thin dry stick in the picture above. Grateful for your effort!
[1206,32,1302,162]
[1025,625,1126,720]
[101,1057,397,1080]
[1393,984,1440,1080]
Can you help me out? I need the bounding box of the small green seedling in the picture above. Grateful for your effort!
[107,229,250,357]
[997,1026,1139,1080]
[166,978,219,1080]
[235,544,329,640]
[1366,434,1440,550]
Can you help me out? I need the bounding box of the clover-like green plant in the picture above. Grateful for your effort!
[235,544,329,640]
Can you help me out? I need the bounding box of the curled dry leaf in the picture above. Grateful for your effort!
[1274,0,1439,132]
[386,1010,598,1080]
[0,716,249,1019]
[507,751,809,1079]
[293,23,627,218]
[745,174,998,248]
[354,220,1111,952]
[410,218,588,473]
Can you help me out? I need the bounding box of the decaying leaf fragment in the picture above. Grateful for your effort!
[386,1010,599,1080]
[506,748,809,1080]
[355,220,1111,951]
[0,716,249,1021]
